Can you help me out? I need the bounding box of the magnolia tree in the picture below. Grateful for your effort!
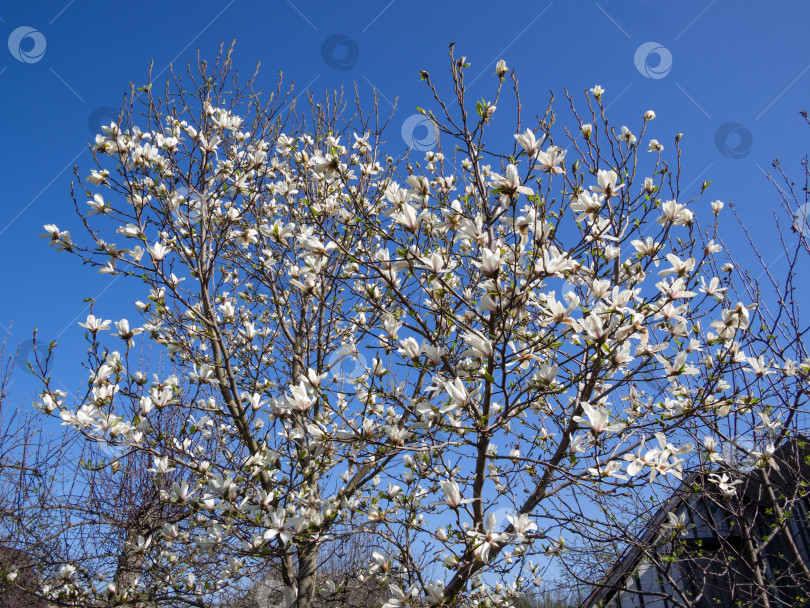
[27,44,809,608]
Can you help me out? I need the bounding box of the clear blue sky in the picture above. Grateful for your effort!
[1,1,808,404]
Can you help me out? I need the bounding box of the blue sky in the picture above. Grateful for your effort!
[1,0,808,404]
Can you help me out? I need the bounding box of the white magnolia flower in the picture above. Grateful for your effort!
[473,247,502,276]
[86,194,110,215]
[148,242,170,262]
[514,128,543,155]
[572,402,623,434]
[352,132,371,154]
[368,550,391,574]
[571,191,602,222]
[588,460,627,479]
[392,204,420,231]
[171,480,191,502]
[443,377,470,407]
[489,164,534,205]
[461,331,493,359]
[590,170,623,199]
[534,145,566,175]
[702,436,722,463]
[263,509,301,545]
[382,584,419,608]
[700,276,727,298]
[397,337,422,359]
[423,343,445,365]
[709,473,742,498]
[658,200,694,226]
[755,412,782,436]
[434,480,475,508]
[112,318,143,348]
[285,382,314,412]
[662,511,689,536]
[79,314,111,333]
[87,169,110,185]
[466,512,505,561]
[425,580,445,604]
[59,564,76,580]
[506,513,538,542]
[620,126,636,145]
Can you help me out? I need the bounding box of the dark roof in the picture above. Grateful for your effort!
[579,436,810,608]
[578,471,699,608]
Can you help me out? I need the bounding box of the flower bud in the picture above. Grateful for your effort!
[581,124,592,139]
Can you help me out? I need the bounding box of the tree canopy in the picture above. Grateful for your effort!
[13,44,809,608]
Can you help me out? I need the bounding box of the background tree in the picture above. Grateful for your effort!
[0,330,76,608]
[0,331,207,607]
[29,43,809,608]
